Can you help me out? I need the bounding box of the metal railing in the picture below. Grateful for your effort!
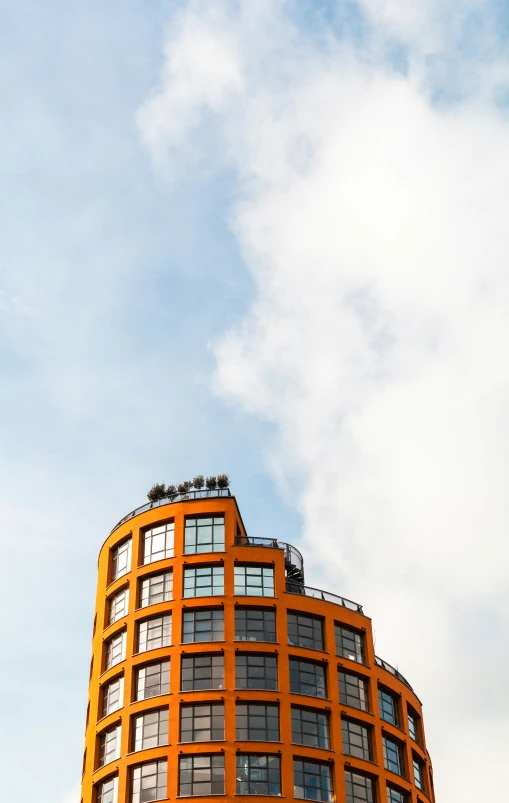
[375,656,414,691]
[110,488,232,534]
[285,581,364,614]
[234,535,304,577]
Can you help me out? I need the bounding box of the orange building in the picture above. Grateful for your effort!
[81,489,435,803]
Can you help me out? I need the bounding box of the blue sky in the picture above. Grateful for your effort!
[2,2,509,801]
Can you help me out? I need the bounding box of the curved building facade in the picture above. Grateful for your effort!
[81,490,435,803]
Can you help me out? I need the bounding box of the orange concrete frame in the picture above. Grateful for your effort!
[81,494,435,803]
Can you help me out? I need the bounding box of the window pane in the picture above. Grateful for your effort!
[180,654,225,691]
[111,540,131,582]
[179,754,225,796]
[344,770,375,803]
[339,671,369,711]
[105,631,126,670]
[184,516,225,554]
[291,706,330,749]
[180,703,225,742]
[293,758,333,802]
[236,754,281,795]
[235,654,278,690]
[137,615,171,653]
[133,709,168,751]
[383,736,404,776]
[379,688,399,726]
[387,786,408,803]
[234,566,275,597]
[132,760,167,803]
[288,613,324,651]
[140,572,173,608]
[96,776,118,803]
[98,725,121,767]
[335,625,364,663]
[102,676,124,717]
[109,588,129,625]
[413,756,424,790]
[182,609,224,643]
[183,566,224,598]
[143,522,174,564]
[342,719,372,762]
[235,608,276,642]
[135,660,170,701]
[236,703,280,741]
[289,658,327,698]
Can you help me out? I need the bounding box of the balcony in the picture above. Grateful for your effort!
[234,534,305,584]
[375,655,413,691]
[110,488,232,534]
[285,580,364,614]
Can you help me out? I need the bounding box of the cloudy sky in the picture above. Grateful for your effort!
[2,1,509,801]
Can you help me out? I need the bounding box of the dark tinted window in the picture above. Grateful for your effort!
[235,608,276,642]
[235,654,278,690]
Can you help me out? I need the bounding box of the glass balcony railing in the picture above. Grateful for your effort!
[110,488,231,534]
[285,580,364,614]
[375,655,413,691]
[234,534,304,580]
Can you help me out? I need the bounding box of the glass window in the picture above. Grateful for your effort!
[383,736,405,776]
[137,614,171,653]
[234,565,274,596]
[102,676,124,717]
[407,708,419,742]
[180,654,224,691]
[142,522,174,565]
[341,718,372,762]
[184,516,225,554]
[132,760,167,803]
[111,539,131,582]
[135,660,170,701]
[235,654,278,690]
[236,754,281,795]
[132,709,168,751]
[291,706,330,749]
[288,612,324,651]
[335,625,365,664]
[139,572,173,608]
[105,630,126,671]
[182,608,224,643]
[98,724,121,767]
[179,754,225,796]
[387,786,408,803]
[108,588,129,626]
[183,566,224,598]
[236,702,279,741]
[289,658,327,698]
[413,756,424,791]
[379,688,400,726]
[339,670,369,711]
[97,776,118,803]
[344,770,375,803]
[180,702,225,742]
[293,758,333,802]
[235,607,276,642]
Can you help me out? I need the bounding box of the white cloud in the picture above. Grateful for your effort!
[139,2,509,800]
[137,5,244,164]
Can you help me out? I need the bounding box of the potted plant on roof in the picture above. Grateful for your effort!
[147,483,166,503]
[193,475,205,495]
[217,473,229,491]
[178,480,193,500]
[205,476,217,495]
[166,484,177,499]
